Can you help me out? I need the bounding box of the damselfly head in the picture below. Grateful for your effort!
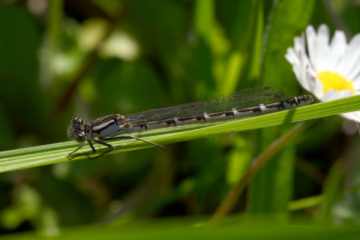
[68,117,87,142]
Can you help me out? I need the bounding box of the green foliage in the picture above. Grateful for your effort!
[4,219,360,240]
[248,0,315,217]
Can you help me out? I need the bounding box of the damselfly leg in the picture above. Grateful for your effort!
[105,135,164,149]
[68,135,163,159]
[68,138,113,160]
[68,143,86,159]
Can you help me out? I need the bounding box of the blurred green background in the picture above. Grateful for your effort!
[1,0,360,238]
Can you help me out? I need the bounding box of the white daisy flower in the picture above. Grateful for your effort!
[285,24,360,122]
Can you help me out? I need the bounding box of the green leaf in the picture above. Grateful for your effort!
[3,218,360,239]
[262,0,316,92]
[248,0,315,217]
[0,6,44,130]
[195,0,215,40]
[319,161,344,221]
[0,94,359,173]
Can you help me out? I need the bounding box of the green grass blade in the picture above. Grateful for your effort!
[250,0,315,216]
[318,160,345,221]
[0,95,360,173]
[3,218,360,240]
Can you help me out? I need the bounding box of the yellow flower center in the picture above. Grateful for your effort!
[317,71,354,94]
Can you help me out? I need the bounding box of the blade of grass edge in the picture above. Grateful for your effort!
[0,95,359,173]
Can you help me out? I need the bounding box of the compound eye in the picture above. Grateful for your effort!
[73,117,83,125]
[68,117,86,142]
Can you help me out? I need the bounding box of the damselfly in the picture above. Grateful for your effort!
[67,88,315,158]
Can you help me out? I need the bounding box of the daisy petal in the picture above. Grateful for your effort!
[329,30,347,70]
[305,25,318,69]
[285,48,299,65]
[338,34,360,77]
[311,76,324,99]
[314,25,331,70]
[344,34,360,80]
[285,48,302,82]
[342,111,360,123]
[322,90,352,101]
[354,75,360,86]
